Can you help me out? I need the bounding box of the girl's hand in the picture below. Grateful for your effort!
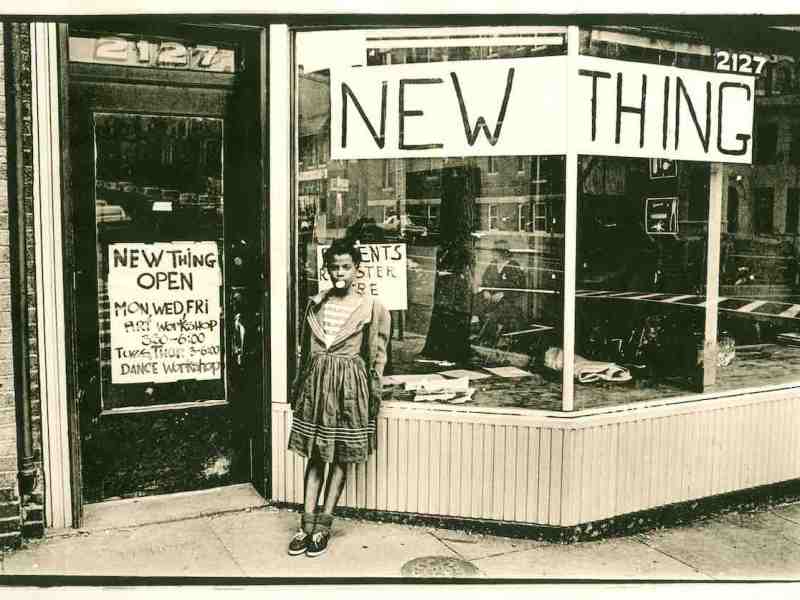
[369,377,382,418]
[289,376,302,411]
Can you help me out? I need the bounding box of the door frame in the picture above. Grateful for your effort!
[52,21,270,527]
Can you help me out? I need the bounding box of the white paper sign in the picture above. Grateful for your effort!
[331,56,569,159]
[107,241,223,384]
[317,243,408,310]
[573,56,754,163]
[330,55,754,164]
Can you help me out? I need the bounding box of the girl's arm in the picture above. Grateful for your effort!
[367,299,392,417]
[367,299,392,378]
[290,302,313,409]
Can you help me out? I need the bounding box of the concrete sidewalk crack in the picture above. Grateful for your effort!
[78,506,267,535]
[427,532,465,559]
[206,520,247,576]
[634,535,716,580]
[772,510,800,528]
[426,532,538,563]
[469,547,540,562]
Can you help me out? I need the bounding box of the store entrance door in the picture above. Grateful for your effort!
[65,26,267,513]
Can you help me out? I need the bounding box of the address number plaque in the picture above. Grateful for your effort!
[69,35,238,73]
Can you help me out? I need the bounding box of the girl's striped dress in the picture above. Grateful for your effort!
[288,293,378,463]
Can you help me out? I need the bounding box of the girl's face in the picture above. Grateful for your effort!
[327,253,358,292]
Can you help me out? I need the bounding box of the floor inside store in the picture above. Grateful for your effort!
[385,334,800,412]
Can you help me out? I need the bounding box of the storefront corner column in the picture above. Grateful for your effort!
[269,24,292,412]
[30,21,71,530]
[561,25,581,412]
[703,162,723,387]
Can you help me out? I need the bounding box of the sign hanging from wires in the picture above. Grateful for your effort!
[331,56,754,164]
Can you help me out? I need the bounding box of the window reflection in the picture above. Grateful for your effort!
[574,157,708,409]
[716,83,800,392]
[294,26,800,411]
[295,28,568,409]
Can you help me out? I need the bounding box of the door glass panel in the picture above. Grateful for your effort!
[94,113,226,411]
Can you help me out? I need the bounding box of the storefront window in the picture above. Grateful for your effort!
[295,27,568,411]
[714,54,800,393]
[573,155,709,410]
[571,29,716,409]
[293,26,777,412]
[576,28,800,405]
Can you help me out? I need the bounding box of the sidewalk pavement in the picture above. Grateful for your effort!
[2,485,800,580]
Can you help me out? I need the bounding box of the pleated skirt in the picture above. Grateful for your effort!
[288,352,377,464]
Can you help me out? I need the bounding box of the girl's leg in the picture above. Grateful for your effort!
[303,451,326,518]
[320,460,347,515]
[305,460,344,556]
[303,460,344,556]
[289,451,326,554]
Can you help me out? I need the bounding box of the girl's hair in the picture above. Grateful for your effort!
[323,238,361,269]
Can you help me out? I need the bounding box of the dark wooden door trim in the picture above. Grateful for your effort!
[59,22,270,524]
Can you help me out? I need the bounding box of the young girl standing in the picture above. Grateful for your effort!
[287,238,391,557]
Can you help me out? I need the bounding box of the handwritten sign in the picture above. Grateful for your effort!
[330,56,754,164]
[107,241,223,384]
[316,243,407,310]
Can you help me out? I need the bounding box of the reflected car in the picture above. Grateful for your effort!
[118,181,137,193]
[380,214,429,239]
[179,192,198,205]
[95,200,129,223]
[161,189,180,202]
[143,186,161,198]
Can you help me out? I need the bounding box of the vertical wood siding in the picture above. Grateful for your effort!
[564,396,800,526]
[273,405,570,526]
[272,393,800,527]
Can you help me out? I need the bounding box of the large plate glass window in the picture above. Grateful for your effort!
[294,27,568,411]
[714,44,800,392]
[572,29,716,410]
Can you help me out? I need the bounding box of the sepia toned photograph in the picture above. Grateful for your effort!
[0,2,800,590]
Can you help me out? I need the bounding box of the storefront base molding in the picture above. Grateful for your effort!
[271,476,800,544]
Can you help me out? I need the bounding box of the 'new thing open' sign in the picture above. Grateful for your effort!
[331,55,754,164]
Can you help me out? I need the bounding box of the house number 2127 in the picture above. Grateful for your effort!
[714,50,767,75]
[94,37,220,68]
